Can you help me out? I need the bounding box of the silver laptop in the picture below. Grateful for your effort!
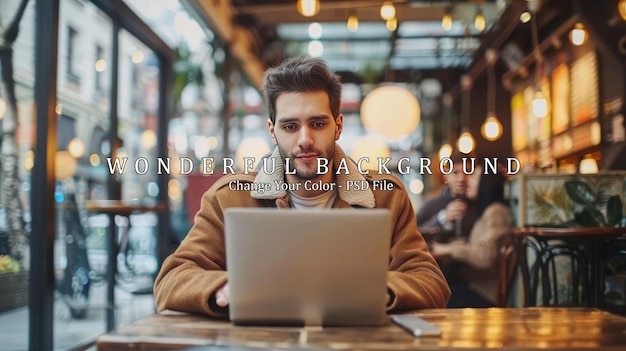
[224,208,391,326]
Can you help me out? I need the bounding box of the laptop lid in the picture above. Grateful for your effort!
[224,208,391,326]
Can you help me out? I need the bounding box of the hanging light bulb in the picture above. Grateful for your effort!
[520,11,531,23]
[297,0,320,17]
[481,49,503,141]
[532,89,548,118]
[380,1,396,20]
[438,143,453,160]
[457,129,475,154]
[481,114,503,141]
[386,17,397,31]
[457,75,474,154]
[619,0,626,21]
[347,15,359,32]
[569,23,587,46]
[442,7,452,31]
[474,8,486,32]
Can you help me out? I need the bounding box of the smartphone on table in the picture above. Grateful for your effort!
[391,315,442,337]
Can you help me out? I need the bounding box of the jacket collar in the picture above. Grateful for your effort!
[251,144,375,208]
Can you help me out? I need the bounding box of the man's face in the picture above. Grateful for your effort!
[268,90,343,180]
[445,163,469,197]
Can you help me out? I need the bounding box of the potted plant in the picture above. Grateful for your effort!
[0,254,28,312]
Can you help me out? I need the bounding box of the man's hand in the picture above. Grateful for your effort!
[445,199,467,222]
[215,283,230,307]
[430,241,451,255]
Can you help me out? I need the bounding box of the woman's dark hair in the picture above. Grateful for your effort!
[262,57,342,124]
[476,172,508,217]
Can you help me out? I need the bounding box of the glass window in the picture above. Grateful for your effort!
[67,26,80,83]
[0,0,36,349]
[95,45,105,93]
[117,29,160,204]
[53,0,113,348]
[0,0,172,349]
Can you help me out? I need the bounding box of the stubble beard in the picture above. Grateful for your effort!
[277,143,335,181]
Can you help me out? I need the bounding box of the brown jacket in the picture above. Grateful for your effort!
[154,146,450,318]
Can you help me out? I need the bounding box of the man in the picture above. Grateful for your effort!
[154,57,450,318]
[416,150,480,243]
[417,151,508,307]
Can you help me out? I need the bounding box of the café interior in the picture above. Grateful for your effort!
[1,0,626,350]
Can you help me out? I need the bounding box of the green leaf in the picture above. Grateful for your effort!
[564,181,595,204]
[574,206,607,227]
[607,196,624,227]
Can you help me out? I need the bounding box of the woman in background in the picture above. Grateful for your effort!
[431,168,513,307]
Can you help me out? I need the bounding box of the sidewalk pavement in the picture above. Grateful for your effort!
[0,279,155,351]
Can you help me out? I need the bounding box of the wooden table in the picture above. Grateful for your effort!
[97,308,626,350]
[512,227,626,309]
[86,200,167,332]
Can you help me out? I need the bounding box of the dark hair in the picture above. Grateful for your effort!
[262,57,342,124]
[449,148,476,164]
[476,172,507,217]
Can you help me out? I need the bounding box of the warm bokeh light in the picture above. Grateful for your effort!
[207,136,219,150]
[438,143,453,160]
[95,59,107,72]
[56,151,77,180]
[520,11,531,23]
[141,129,157,150]
[380,1,395,20]
[442,12,452,31]
[474,10,485,32]
[308,22,322,39]
[347,15,359,32]
[0,98,6,120]
[386,17,397,31]
[89,153,101,166]
[409,179,424,195]
[360,85,420,141]
[532,90,547,118]
[297,0,320,17]
[349,135,390,171]
[24,150,34,171]
[173,130,188,154]
[235,137,271,172]
[457,130,475,154]
[563,135,573,151]
[481,115,503,141]
[194,137,211,159]
[308,40,323,57]
[579,155,598,174]
[620,0,626,21]
[569,23,587,46]
[591,122,601,145]
[55,103,63,115]
[168,178,182,201]
[68,137,85,158]
[132,50,144,63]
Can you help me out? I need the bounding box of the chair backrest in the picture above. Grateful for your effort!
[496,238,518,307]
